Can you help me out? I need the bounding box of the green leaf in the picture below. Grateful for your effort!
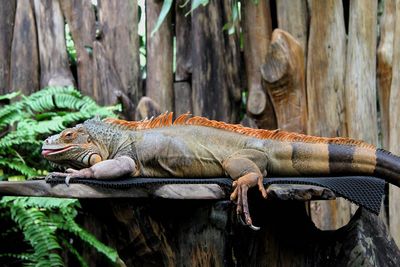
[186,0,209,16]
[0,91,20,100]
[151,0,173,37]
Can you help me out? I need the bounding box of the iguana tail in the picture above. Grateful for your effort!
[374,149,400,187]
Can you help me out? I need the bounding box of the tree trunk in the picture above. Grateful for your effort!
[306,0,350,230]
[191,1,241,122]
[10,0,39,95]
[146,0,174,112]
[242,0,276,128]
[0,0,16,94]
[33,0,75,87]
[60,0,96,98]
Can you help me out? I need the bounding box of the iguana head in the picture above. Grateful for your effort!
[42,124,103,169]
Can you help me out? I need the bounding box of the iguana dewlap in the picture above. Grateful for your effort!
[42,113,400,229]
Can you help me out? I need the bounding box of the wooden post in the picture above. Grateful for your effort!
[306,0,350,230]
[260,29,307,133]
[388,0,400,247]
[146,0,174,112]
[0,0,16,94]
[60,0,96,99]
[33,0,75,87]
[191,1,241,122]
[242,0,276,128]
[10,0,39,95]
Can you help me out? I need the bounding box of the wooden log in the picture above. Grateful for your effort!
[276,0,308,62]
[175,0,192,82]
[10,0,39,95]
[0,0,16,94]
[146,0,174,112]
[97,0,141,108]
[242,0,277,129]
[388,0,400,247]
[260,29,307,133]
[60,0,96,98]
[174,82,192,115]
[33,0,75,87]
[191,1,241,122]
[306,0,350,230]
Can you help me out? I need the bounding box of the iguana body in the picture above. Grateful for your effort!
[42,113,400,227]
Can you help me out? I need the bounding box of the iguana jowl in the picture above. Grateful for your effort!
[42,113,400,228]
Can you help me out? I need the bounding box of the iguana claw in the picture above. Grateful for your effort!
[237,213,260,231]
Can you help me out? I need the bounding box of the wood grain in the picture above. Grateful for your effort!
[10,0,39,95]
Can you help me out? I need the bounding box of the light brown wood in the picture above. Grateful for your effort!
[10,0,39,95]
[307,0,350,230]
[276,0,308,62]
[134,96,161,121]
[33,0,75,87]
[260,29,307,133]
[388,0,400,248]
[97,0,141,107]
[60,0,96,98]
[0,0,16,94]
[191,1,241,122]
[242,0,277,129]
[174,82,192,115]
[146,0,174,112]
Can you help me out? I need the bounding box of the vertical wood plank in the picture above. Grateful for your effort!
[389,0,400,248]
[146,0,174,112]
[242,0,276,128]
[175,0,192,82]
[10,0,39,95]
[191,1,241,122]
[0,0,16,94]
[33,0,75,87]
[60,0,96,99]
[276,0,308,61]
[307,0,349,230]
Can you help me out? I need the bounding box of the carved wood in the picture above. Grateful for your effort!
[242,0,277,128]
[260,29,307,133]
[146,0,174,112]
[10,0,39,95]
[33,0,75,87]
[0,0,16,94]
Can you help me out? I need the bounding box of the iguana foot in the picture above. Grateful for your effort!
[230,172,267,231]
[47,168,93,186]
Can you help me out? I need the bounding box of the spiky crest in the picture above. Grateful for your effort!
[103,112,375,149]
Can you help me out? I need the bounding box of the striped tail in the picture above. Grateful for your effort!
[374,149,400,187]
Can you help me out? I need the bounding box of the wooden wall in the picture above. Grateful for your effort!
[1,0,400,246]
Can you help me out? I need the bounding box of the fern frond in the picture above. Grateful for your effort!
[0,159,38,177]
[0,91,20,100]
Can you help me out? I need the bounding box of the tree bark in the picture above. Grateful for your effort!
[33,0,75,87]
[146,0,174,112]
[260,29,307,133]
[10,0,39,95]
[191,1,241,122]
[276,0,308,62]
[307,0,350,230]
[60,0,96,98]
[0,0,16,94]
[388,0,400,248]
[242,0,276,128]
[175,0,192,82]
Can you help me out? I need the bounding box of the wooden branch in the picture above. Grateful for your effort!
[260,29,307,133]
[242,0,277,129]
[0,0,16,94]
[10,0,39,95]
[33,0,75,87]
[146,0,174,112]
[388,0,400,247]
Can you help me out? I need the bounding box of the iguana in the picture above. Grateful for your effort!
[42,113,400,229]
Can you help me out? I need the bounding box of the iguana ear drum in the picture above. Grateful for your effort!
[89,154,102,166]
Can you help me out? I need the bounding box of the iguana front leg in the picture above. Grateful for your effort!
[48,156,137,185]
[223,151,268,230]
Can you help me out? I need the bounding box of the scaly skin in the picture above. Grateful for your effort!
[42,114,400,229]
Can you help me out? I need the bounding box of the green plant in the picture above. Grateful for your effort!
[0,86,120,180]
[0,196,119,266]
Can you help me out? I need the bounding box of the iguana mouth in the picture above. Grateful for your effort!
[42,145,76,157]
